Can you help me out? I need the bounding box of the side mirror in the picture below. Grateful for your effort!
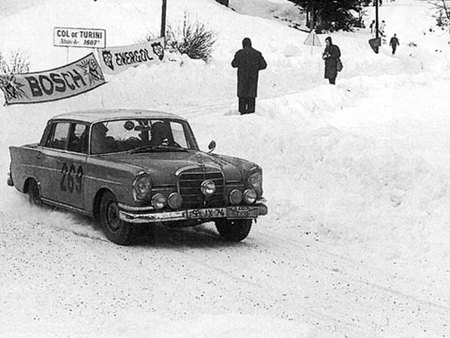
[208,140,216,153]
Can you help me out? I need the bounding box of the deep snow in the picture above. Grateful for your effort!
[1,0,450,337]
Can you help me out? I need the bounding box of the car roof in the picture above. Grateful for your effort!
[51,109,187,123]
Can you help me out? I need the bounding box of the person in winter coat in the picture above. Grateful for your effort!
[231,37,267,114]
[389,33,400,54]
[369,20,375,35]
[379,20,386,37]
[322,36,341,85]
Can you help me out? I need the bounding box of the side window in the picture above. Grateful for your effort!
[68,123,89,153]
[170,122,188,148]
[45,122,70,150]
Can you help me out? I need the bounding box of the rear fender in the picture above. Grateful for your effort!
[9,145,40,193]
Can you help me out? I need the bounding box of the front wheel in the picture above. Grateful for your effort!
[99,191,135,245]
[215,219,253,242]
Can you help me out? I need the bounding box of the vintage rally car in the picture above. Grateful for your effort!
[7,109,267,245]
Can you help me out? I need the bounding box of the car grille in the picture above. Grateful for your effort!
[178,169,225,208]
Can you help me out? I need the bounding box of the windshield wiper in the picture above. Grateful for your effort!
[130,145,188,154]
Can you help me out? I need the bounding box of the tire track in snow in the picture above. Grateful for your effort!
[251,227,450,336]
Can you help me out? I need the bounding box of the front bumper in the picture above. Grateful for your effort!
[119,202,268,224]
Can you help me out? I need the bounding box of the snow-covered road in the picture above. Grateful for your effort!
[2,185,449,337]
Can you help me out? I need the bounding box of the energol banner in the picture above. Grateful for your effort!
[97,39,165,74]
[0,53,105,105]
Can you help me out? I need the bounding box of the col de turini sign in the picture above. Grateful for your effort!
[53,27,106,48]
[0,53,106,105]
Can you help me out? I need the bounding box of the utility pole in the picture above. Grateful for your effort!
[375,0,379,53]
[160,0,167,39]
[375,0,379,39]
[368,0,381,54]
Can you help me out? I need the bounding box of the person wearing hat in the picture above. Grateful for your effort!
[231,37,267,114]
[322,36,341,85]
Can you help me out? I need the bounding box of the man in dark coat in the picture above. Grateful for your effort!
[231,37,267,114]
[389,33,400,55]
[322,36,341,85]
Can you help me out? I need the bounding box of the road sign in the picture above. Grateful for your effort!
[304,30,321,47]
[369,37,381,54]
[53,27,106,48]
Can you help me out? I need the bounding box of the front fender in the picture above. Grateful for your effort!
[84,157,143,214]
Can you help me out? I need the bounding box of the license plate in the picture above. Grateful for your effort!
[187,208,227,219]
[227,206,259,219]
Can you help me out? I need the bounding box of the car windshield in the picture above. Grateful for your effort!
[90,118,196,154]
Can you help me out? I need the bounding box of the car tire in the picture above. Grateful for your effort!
[27,179,43,206]
[215,219,252,241]
[99,191,135,245]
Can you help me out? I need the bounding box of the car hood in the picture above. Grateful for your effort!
[105,150,251,185]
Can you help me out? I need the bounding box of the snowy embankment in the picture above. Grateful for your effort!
[1,0,450,336]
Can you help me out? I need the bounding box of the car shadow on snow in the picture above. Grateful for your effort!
[133,223,250,249]
[40,206,251,249]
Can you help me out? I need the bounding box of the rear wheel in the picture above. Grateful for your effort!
[215,219,253,241]
[27,179,42,206]
[99,191,135,245]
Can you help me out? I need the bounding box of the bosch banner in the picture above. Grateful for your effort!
[97,39,165,75]
[0,53,105,105]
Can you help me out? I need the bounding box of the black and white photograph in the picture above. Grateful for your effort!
[0,0,449,336]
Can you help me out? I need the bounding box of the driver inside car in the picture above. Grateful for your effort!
[149,122,170,146]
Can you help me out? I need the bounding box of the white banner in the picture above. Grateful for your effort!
[0,53,105,105]
[97,39,165,75]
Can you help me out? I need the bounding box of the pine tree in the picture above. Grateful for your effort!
[289,0,365,32]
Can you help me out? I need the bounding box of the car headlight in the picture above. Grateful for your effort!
[248,171,263,196]
[243,189,257,204]
[151,193,167,210]
[133,172,152,201]
[229,189,243,205]
[168,192,183,209]
[201,180,216,196]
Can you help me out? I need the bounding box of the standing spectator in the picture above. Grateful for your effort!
[231,37,267,114]
[322,36,341,85]
[369,20,376,34]
[379,20,386,36]
[389,33,400,54]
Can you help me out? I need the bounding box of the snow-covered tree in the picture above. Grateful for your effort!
[429,0,450,26]
[0,50,30,74]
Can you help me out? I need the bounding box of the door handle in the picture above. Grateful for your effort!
[35,153,43,160]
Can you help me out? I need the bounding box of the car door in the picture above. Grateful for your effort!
[38,121,87,211]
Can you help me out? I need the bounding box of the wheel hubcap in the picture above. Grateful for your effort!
[106,202,121,232]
